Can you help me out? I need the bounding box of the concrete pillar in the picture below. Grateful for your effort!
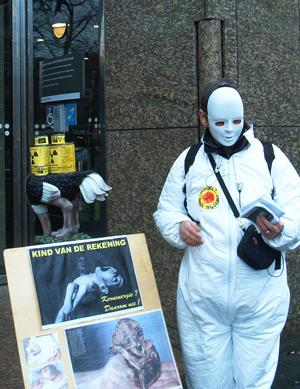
[197,18,224,98]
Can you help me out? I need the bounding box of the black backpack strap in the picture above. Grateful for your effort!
[261,141,275,174]
[261,141,275,199]
[184,143,202,175]
[183,143,202,222]
[261,141,281,270]
[208,154,240,218]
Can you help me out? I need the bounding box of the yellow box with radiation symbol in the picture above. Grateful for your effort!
[51,134,65,145]
[49,143,76,174]
[34,136,49,146]
[29,146,49,176]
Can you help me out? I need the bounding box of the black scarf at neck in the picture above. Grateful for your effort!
[203,123,250,159]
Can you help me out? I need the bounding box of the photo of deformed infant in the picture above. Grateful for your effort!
[30,364,68,389]
[108,317,161,389]
[24,334,62,366]
[65,309,182,389]
[23,333,69,389]
[29,237,142,328]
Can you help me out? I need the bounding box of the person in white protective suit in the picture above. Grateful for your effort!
[153,78,300,389]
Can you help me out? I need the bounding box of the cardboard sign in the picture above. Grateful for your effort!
[4,234,183,389]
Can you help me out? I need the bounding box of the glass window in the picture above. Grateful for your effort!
[31,0,106,239]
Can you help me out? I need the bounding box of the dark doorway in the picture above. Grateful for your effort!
[0,0,106,282]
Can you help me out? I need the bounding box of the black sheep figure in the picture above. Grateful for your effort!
[26,171,111,238]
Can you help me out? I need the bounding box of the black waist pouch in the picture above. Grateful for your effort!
[237,225,281,270]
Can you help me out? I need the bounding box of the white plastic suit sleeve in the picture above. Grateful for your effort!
[153,149,192,249]
[265,144,300,251]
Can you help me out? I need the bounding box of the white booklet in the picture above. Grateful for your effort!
[240,197,284,225]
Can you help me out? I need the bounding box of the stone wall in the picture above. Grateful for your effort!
[104,0,300,367]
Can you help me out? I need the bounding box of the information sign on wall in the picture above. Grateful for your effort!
[40,53,85,103]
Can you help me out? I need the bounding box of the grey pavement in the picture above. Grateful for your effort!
[273,336,300,389]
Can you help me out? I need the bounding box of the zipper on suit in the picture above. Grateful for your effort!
[224,157,238,322]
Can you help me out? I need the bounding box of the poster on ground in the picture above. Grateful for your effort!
[65,309,182,389]
[4,233,183,389]
[28,236,143,328]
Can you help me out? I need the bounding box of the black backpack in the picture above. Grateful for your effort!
[183,141,275,219]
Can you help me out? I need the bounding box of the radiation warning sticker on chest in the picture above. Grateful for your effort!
[198,186,219,209]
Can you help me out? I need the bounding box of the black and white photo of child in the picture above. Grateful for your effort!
[28,237,142,328]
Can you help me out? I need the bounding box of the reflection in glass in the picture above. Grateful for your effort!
[32,0,106,237]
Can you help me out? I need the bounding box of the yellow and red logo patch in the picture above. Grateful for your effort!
[198,186,219,209]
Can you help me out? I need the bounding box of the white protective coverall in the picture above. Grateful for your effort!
[153,128,300,389]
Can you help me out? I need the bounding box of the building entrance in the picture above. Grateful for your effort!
[0,0,106,282]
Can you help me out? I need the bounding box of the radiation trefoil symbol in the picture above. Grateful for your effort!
[198,186,219,209]
[30,151,39,165]
[50,149,58,164]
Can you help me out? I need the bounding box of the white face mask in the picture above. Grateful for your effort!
[207,87,244,146]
